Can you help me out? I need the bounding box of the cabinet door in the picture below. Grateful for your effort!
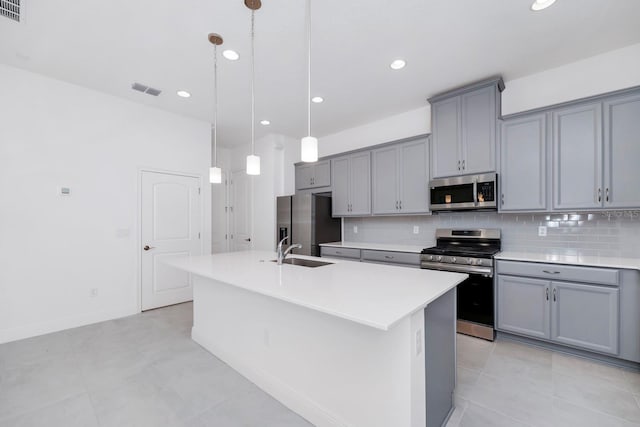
[399,139,429,214]
[461,86,496,175]
[331,157,350,216]
[295,164,314,190]
[372,146,400,214]
[500,114,547,211]
[349,152,371,215]
[312,160,331,188]
[497,275,550,339]
[553,103,603,210]
[551,281,619,355]
[431,97,462,178]
[603,93,640,208]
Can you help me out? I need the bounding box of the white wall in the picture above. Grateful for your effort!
[0,64,211,343]
[502,43,640,115]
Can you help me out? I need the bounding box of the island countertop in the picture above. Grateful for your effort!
[166,251,467,331]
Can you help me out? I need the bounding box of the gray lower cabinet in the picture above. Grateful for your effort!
[603,92,640,209]
[496,261,621,356]
[497,275,550,339]
[320,246,361,260]
[551,281,619,355]
[331,152,371,216]
[361,250,420,268]
[499,114,547,211]
[552,102,603,210]
[372,138,429,215]
[295,160,330,191]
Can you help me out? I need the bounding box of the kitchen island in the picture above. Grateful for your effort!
[166,251,467,427]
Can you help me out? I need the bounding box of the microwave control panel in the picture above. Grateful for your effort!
[477,181,495,203]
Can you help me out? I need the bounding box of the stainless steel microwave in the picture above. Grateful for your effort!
[429,173,498,211]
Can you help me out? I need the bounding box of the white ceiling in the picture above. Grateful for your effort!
[2,0,640,147]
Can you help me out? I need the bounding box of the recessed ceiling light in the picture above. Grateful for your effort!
[176,90,191,98]
[260,120,270,126]
[531,0,556,11]
[390,59,406,70]
[223,50,240,61]
[311,96,324,103]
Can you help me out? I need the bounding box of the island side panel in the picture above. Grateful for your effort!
[191,275,419,427]
[424,288,456,427]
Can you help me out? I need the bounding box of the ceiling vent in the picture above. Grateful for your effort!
[131,82,162,97]
[1,0,20,22]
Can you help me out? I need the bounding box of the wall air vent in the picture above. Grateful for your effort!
[131,82,162,97]
[1,0,20,22]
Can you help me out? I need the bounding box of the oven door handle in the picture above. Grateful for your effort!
[420,261,493,277]
[473,180,478,206]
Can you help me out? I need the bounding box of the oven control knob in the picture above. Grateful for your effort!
[452,257,457,263]
[467,258,473,265]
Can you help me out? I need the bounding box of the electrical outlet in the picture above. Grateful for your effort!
[90,288,98,297]
[413,226,420,234]
[538,226,547,237]
[415,329,423,356]
[353,225,358,234]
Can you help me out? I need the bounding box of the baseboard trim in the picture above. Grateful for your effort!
[0,306,139,344]
[192,327,351,427]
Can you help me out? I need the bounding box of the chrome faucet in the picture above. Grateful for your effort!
[277,236,302,265]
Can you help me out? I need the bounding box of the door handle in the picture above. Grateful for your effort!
[143,245,155,251]
[542,270,560,274]
[399,200,402,210]
[384,255,394,259]
[244,238,251,242]
[606,188,609,203]
[553,288,557,302]
[545,287,549,301]
[462,159,465,170]
[597,188,602,203]
[457,160,461,171]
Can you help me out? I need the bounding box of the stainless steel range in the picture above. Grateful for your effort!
[420,229,501,341]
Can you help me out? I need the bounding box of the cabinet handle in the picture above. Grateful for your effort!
[457,160,461,171]
[542,270,560,274]
[598,188,602,203]
[399,200,402,210]
[462,160,465,170]
[606,188,609,203]
[501,193,504,206]
[396,201,399,210]
[384,255,394,259]
[546,287,549,301]
[553,288,557,302]
[336,251,342,254]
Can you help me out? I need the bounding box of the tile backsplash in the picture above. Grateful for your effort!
[344,211,640,258]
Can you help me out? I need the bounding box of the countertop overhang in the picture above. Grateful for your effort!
[496,251,640,271]
[165,251,467,331]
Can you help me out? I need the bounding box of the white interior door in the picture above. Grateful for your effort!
[211,170,229,254]
[230,170,252,251]
[141,171,201,310]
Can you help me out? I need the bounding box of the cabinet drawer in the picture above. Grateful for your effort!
[320,246,361,260]
[361,250,420,266]
[497,261,619,286]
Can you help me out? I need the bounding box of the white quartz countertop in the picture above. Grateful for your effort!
[496,251,640,271]
[319,241,426,254]
[165,251,466,331]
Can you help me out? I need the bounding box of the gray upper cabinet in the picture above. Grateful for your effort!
[551,281,619,355]
[552,102,603,210]
[295,160,331,191]
[500,114,547,211]
[331,152,371,216]
[497,275,550,340]
[603,92,640,209]
[461,86,497,175]
[372,138,429,215]
[430,78,502,178]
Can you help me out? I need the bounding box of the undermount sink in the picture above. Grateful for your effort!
[270,258,334,268]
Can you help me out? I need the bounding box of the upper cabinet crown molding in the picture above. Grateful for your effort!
[429,77,504,179]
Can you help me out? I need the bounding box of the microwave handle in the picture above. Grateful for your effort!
[473,180,478,206]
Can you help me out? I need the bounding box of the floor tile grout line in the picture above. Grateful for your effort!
[461,399,537,427]
[552,393,640,425]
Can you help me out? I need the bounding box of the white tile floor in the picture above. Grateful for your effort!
[1,303,639,426]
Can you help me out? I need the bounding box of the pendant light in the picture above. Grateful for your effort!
[245,0,261,176]
[300,0,318,162]
[208,33,223,184]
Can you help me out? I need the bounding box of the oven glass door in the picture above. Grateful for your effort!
[457,273,494,327]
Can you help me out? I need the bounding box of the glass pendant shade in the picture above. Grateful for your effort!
[246,154,260,175]
[301,136,318,162]
[209,166,222,184]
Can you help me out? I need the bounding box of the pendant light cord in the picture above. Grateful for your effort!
[213,44,218,167]
[306,0,311,137]
[251,10,256,155]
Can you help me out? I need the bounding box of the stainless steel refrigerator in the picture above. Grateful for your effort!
[276,193,341,257]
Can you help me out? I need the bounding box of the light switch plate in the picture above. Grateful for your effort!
[58,187,71,196]
[353,226,358,234]
[538,226,547,237]
[413,226,420,234]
